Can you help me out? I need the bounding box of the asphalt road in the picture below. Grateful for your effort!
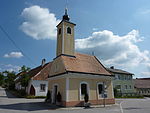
[0,87,150,113]
[119,98,150,113]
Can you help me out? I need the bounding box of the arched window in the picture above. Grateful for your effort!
[81,83,87,95]
[67,27,71,34]
[58,28,61,35]
[80,82,89,100]
[97,82,107,98]
[98,84,103,95]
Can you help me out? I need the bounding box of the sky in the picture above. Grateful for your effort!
[0,0,150,78]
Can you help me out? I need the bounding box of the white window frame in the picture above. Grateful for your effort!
[79,81,90,101]
[97,82,103,99]
[40,84,46,92]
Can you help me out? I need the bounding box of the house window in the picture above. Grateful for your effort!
[97,82,107,98]
[124,75,128,80]
[40,84,46,92]
[125,85,128,89]
[115,85,121,91]
[98,84,103,95]
[115,74,122,80]
[118,75,121,80]
[129,85,132,89]
[58,28,61,35]
[80,82,89,100]
[115,75,119,80]
[81,83,87,95]
[67,27,71,34]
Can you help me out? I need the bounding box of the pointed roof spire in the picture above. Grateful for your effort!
[62,7,70,21]
[65,7,68,15]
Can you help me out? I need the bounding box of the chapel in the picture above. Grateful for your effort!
[48,8,115,107]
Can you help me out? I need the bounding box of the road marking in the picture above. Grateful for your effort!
[120,101,124,113]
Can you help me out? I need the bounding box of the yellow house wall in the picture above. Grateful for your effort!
[68,77,114,101]
[56,24,63,56]
[56,21,75,56]
[49,57,65,76]
[48,78,66,101]
[63,22,75,56]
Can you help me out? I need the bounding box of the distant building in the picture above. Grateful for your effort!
[107,66,135,96]
[134,78,150,96]
[15,60,52,96]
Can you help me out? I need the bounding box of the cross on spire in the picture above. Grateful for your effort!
[62,0,70,21]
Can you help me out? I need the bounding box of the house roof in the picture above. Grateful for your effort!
[32,62,52,80]
[49,53,112,77]
[15,62,52,82]
[135,78,150,80]
[134,79,150,89]
[107,68,133,75]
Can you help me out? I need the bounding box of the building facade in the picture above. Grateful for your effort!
[107,66,135,96]
[48,9,115,107]
[134,78,150,96]
[15,61,52,96]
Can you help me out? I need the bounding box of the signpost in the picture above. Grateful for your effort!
[103,82,107,107]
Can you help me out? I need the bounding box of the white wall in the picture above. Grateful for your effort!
[27,80,48,96]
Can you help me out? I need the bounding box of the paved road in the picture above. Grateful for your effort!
[0,87,150,113]
[119,98,150,113]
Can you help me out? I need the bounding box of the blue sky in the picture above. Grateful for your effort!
[0,0,150,78]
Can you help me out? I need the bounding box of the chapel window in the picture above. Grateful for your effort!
[67,27,71,34]
[58,28,61,35]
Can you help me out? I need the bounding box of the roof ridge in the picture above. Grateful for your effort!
[32,62,52,79]
[94,56,112,76]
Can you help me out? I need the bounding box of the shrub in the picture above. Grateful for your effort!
[45,90,51,102]
[57,92,62,102]
[26,95,46,99]
[84,93,89,103]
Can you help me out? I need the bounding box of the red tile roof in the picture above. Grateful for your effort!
[107,68,133,75]
[49,53,112,76]
[134,79,150,88]
[32,62,52,80]
[16,62,52,82]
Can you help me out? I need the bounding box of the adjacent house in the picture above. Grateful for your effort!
[15,60,52,96]
[134,78,150,96]
[107,66,135,96]
[47,9,115,107]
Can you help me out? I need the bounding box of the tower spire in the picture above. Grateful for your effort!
[62,0,70,21]
[65,7,68,15]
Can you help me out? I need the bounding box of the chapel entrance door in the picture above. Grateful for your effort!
[53,85,58,104]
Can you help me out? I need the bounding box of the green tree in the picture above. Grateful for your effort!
[3,71,16,90]
[0,72,4,86]
[19,65,30,73]
[19,65,30,90]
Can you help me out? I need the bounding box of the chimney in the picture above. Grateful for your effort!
[41,59,46,67]
[110,66,114,69]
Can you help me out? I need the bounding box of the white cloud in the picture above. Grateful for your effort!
[0,64,21,72]
[141,63,150,76]
[141,72,150,76]
[139,9,150,15]
[92,28,98,31]
[4,52,23,58]
[75,30,150,69]
[20,5,60,40]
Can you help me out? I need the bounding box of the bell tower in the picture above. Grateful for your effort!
[56,8,76,57]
